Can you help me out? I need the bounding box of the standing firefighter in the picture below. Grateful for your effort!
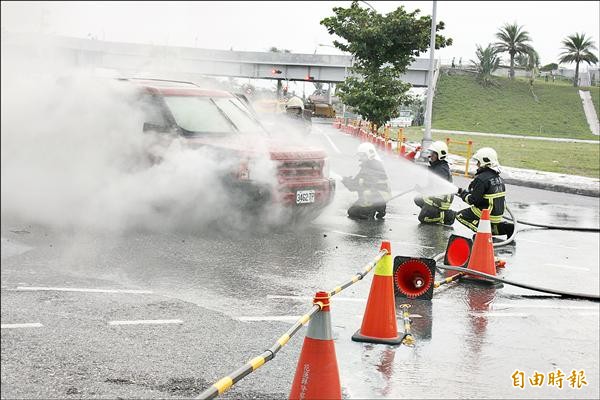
[342,143,391,220]
[456,147,515,238]
[414,141,456,225]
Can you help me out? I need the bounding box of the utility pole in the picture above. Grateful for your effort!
[421,0,437,159]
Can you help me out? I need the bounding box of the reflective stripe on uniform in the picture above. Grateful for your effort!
[456,213,479,232]
[470,205,502,223]
[424,212,444,223]
[483,192,505,199]
[424,197,452,210]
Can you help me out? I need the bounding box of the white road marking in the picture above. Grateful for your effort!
[319,128,342,154]
[519,239,577,250]
[329,230,368,238]
[108,319,183,326]
[1,323,43,329]
[268,295,366,302]
[241,313,423,322]
[470,312,528,318]
[238,316,301,322]
[13,286,153,294]
[492,303,598,311]
[543,263,590,272]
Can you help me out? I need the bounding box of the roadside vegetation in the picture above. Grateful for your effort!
[321,1,451,127]
[432,73,599,139]
[399,127,599,178]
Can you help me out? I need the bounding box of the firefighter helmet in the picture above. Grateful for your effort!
[356,142,379,161]
[429,141,449,160]
[473,147,499,168]
[286,96,304,110]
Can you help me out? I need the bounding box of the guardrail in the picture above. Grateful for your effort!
[445,137,473,177]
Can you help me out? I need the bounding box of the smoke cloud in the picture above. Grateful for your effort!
[0,34,284,234]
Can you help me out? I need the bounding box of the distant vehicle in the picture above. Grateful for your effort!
[121,78,335,221]
[252,96,312,135]
[389,110,414,127]
[305,102,336,118]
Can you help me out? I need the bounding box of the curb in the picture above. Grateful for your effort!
[501,176,600,198]
[449,166,600,198]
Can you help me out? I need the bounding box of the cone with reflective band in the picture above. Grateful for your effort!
[465,209,496,280]
[393,256,436,300]
[352,241,403,345]
[289,291,341,400]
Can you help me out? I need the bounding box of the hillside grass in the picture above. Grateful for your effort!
[400,127,599,178]
[433,73,599,140]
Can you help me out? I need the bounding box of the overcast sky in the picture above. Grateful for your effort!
[2,1,599,68]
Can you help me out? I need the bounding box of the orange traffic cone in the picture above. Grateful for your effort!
[464,209,496,282]
[289,291,341,400]
[352,241,403,345]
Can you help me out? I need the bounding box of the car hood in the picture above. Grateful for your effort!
[184,134,327,161]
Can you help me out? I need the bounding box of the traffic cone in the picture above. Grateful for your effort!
[444,234,473,268]
[464,209,496,281]
[393,256,436,300]
[289,291,341,400]
[352,241,403,345]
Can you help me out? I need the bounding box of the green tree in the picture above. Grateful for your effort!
[470,44,501,86]
[494,23,533,80]
[336,69,412,127]
[558,33,598,87]
[540,63,558,72]
[516,49,540,85]
[321,1,451,127]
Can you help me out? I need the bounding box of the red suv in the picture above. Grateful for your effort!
[123,78,335,221]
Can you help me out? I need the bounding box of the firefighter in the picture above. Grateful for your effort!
[342,142,391,220]
[456,147,515,238]
[413,141,456,225]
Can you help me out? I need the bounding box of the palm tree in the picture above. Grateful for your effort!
[516,49,540,81]
[470,44,501,86]
[558,33,598,87]
[494,23,534,80]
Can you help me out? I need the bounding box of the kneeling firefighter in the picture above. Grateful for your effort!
[342,143,391,220]
[456,147,515,238]
[413,141,456,225]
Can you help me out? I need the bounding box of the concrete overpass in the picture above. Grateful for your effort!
[1,32,437,87]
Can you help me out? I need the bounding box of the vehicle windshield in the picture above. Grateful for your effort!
[163,95,266,135]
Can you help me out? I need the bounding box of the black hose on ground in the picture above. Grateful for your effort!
[503,215,600,232]
[437,264,600,302]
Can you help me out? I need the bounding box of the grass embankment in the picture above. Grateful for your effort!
[399,127,599,178]
[433,73,599,140]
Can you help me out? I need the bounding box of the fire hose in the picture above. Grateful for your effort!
[435,265,600,302]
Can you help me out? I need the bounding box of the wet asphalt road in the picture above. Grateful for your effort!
[2,123,599,399]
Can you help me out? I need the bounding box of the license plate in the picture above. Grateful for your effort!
[296,190,315,204]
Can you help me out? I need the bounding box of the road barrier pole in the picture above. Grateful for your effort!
[400,304,415,346]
